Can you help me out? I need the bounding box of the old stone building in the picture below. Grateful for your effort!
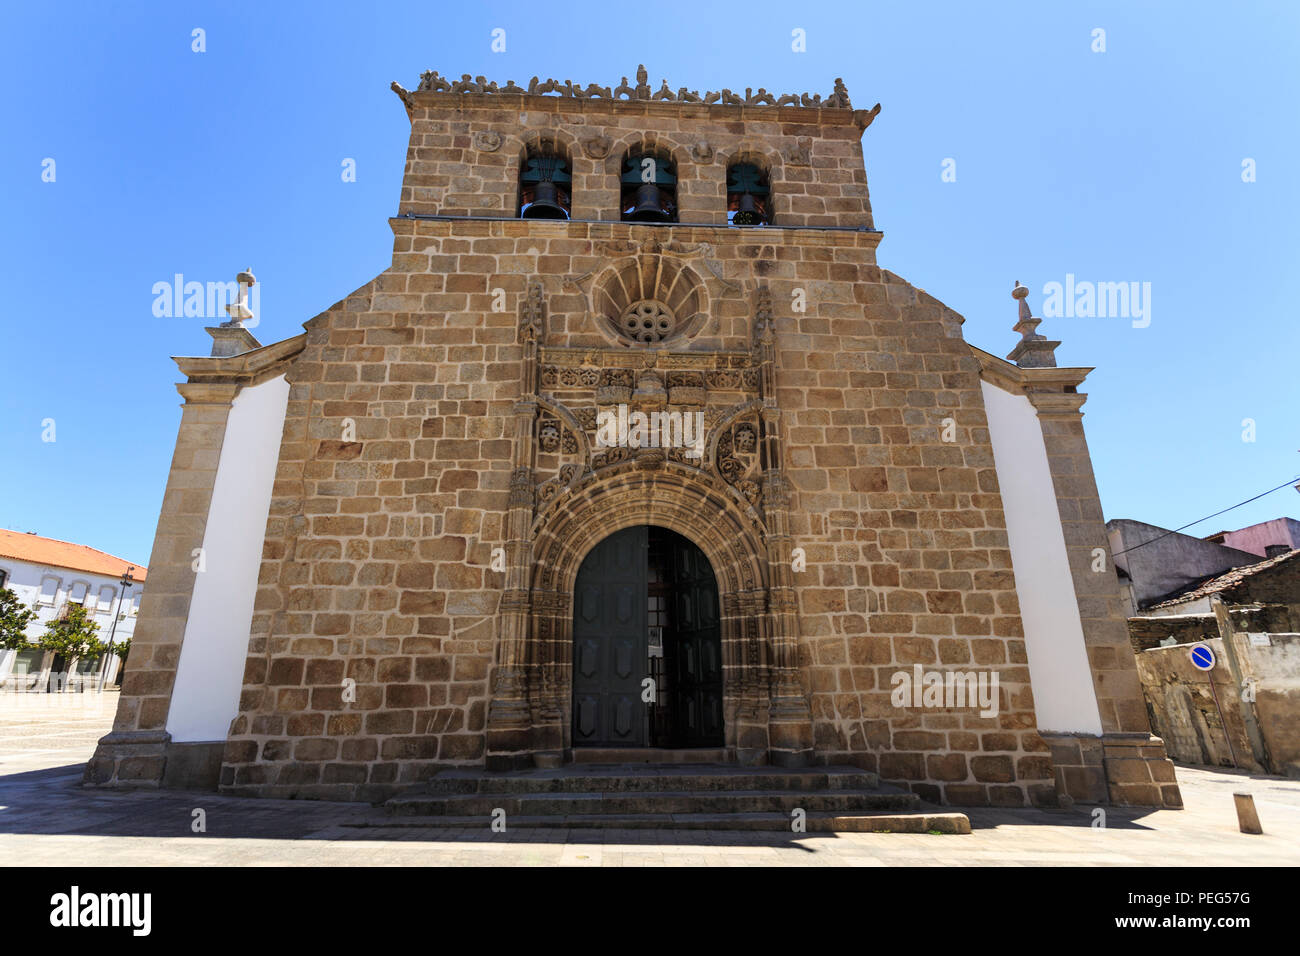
[87,66,1181,811]
[1129,548,1300,776]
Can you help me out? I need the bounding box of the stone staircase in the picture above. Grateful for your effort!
[379,764,971,833]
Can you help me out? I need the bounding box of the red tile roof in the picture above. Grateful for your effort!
[0,529,147,582]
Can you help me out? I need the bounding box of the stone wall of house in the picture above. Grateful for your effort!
[1247,632,1300,776]
[1134,619,1300,777]
[1135,638,1261,771]
[1128,605,1288,653]
[1228,555,1300,610]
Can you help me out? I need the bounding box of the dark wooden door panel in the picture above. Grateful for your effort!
[571,525,647,747]
[670,533,724,747]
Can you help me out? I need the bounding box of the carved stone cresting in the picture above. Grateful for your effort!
[407,66,858,109]
[390,81,413,110]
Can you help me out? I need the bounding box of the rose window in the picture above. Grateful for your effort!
[621,300,675,343]
[593,255,706,346]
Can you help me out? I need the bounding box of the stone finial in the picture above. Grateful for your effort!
[1006,281,1060,369]
[208,267,261,357]
[221,268,256,327]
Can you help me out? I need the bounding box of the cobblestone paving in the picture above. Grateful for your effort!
[1,693,1296,866]
[0,690,118,775]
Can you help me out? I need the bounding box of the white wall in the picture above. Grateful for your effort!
[166,374,290,742]
[981,381,1104,735]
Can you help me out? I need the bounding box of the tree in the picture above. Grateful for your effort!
[39,604,104,661]
[0,587,38,651]
[113,638,131,662]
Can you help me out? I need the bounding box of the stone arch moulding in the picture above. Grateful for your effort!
[524,467,778,766]
[715,143,783,179]
[603,130,688,178]
[513,127,579,170]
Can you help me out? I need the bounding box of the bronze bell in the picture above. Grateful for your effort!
[523,179,568,220]
[628,183,671,222]
[732,192,764,226]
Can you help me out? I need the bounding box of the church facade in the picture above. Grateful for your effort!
[87,67,1182,810]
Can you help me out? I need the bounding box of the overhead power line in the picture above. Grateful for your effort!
[1112,474,1300,558]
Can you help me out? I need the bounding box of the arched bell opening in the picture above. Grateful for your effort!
[620,149,677,223]
[727,162,772,226]
[518,140,573,220]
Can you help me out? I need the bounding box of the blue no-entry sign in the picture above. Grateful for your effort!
[1189,643,1216,671]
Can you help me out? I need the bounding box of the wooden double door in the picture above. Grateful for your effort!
[572,526,723,749]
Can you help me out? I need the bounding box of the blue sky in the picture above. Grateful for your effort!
[2,1,1297,565]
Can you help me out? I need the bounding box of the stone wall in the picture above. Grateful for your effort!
[1128,605,1287,653]
[216,193,1055,804]
[395,93,876,229]
[1229,554,1300,609]
[1136,637,1263,771]
[92,87,1178,809]
[1134,620,1300,777]
[1247,632,1300,776]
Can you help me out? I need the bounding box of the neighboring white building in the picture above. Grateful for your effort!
[0,529,147,690]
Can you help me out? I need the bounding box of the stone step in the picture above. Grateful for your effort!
[351,810,971,834]
[387,787,918,817]
[572,748,728,764]
[414,763,879,796]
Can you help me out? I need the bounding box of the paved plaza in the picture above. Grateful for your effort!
[1,693,1296,866]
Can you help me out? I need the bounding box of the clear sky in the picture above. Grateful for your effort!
[2,1,1297,565]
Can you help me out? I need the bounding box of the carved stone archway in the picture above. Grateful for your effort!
[484,278,813,770]
[524,464,774,766]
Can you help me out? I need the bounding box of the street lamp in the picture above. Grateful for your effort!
[97,566,134,692]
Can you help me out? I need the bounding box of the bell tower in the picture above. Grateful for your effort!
[388,66,881,229]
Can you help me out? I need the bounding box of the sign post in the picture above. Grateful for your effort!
[1189,642,1237,768]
